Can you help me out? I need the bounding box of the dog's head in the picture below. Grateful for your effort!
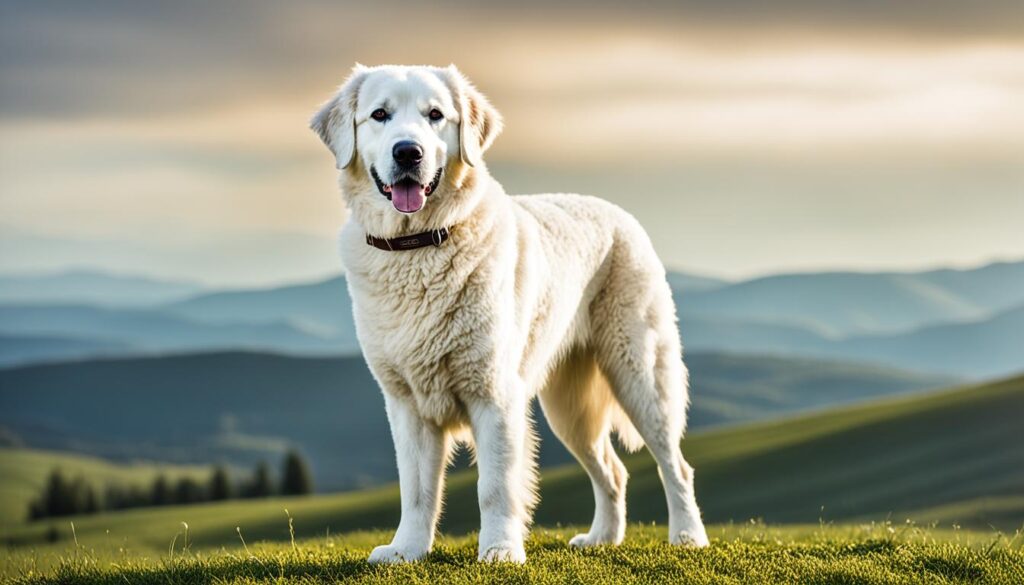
[311,64,501,215]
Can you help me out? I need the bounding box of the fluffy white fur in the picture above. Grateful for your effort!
[311,64,708,564]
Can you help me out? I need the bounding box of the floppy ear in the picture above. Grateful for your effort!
[446,65,503,168]
[310,65,368,169]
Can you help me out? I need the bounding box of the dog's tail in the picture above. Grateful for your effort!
[606,378,645,453]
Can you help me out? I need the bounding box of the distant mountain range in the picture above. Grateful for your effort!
[680,304,1024,378]
[0,350,953,491]
[664,271,728,293]
[0,305,350,361]
[0,335,131,366]
[0,225,342,290]
[828,304,1024,377]
[166,276,357,341]
[0,261,1021,377]
[0,270,204,307]
[677,260,1024,337]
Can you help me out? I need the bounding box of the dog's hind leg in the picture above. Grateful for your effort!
[539,347,628,546]
[591,247,709,547]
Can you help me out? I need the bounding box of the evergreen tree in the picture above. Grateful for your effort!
[246,461,273,498]
[126,486,149,509]
[151,474,171,506]
[82,483,100,514]
[105,484,126,511]
[27,497,44,521]
[174,477,206,504]
[280,451,313,496]
[44,468,72,517]
[68,476,90,514]
[32,469,100,518]
[209,465,233,501]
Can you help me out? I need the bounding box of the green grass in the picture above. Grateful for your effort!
[3,524,1022,584]
[2,375,1022,582]
[0,448,209,528]
[4,375,1022,552]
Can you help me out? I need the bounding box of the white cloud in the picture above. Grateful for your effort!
[2,15,1023,281]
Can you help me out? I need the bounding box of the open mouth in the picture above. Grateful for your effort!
[371,166,443,214]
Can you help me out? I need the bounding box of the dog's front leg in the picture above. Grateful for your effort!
[468,386,533,563]
[368,393,449,564]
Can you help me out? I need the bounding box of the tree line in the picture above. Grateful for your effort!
[28,450,313,521]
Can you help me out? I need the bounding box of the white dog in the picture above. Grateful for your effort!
[311,64,708,563]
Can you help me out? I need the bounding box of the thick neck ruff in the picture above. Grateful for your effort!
[365,226,451,251]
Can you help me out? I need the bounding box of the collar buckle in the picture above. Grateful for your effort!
[431,227,448,247]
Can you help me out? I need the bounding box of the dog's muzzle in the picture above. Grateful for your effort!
[371,166,444,214]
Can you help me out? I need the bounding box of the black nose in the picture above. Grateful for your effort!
[392,141,424,168]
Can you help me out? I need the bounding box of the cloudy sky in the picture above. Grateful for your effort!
[1,1,1022,285]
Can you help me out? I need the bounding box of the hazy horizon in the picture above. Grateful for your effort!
[2,236,1021,290]
[2,1,1022,286]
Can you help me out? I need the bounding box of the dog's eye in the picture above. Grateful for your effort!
[428,108,444,122]
[371,109,388,122]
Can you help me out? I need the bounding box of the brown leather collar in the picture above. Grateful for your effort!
[365,227,450,251]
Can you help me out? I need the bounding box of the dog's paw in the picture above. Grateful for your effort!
[569,532,621,548]
[367,543,427,564]
[670,528,710,548]
[479,542,527,563]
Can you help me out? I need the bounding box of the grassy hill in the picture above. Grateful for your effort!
[5,524,1021,584]
[0,448,209,527]
[0,351,953,490]
[4,374,1020,556]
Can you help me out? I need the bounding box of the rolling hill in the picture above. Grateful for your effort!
[4,300,1018,377]
[678,260,1024,337]
[0,334,131,367]
[3,261,1022,377]
[665,271,728,293]
[4,374,1019,552]
[0,305,344,356]
[830,304,1024,377]
[164,270,722,341]
[680,316,832,355]
[166,275,358,346]
[0,447,210,527]
[680,305,1024,378]
[163,260,1024,377]
[0,270,203,307]
[167,260,1024,343]
[0,351,953,491]
[682,304,1024,379]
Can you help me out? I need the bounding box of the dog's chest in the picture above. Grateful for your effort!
[346,249,504,423]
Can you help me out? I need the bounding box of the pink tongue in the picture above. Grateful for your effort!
[391,182,425,213]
